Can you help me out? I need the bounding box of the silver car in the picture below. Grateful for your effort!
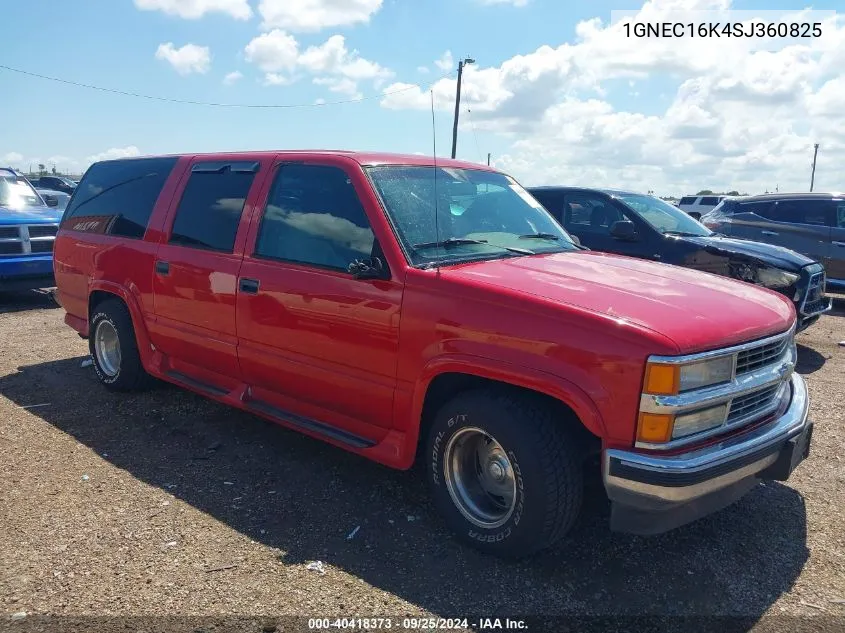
[701,192,845,291]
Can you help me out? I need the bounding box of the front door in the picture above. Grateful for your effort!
[561,192,654,259]
[235,159,403,443]
[733,199,830,264]
[151,158,266,385]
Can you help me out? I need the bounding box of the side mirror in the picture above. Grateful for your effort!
[44,195,59,208]
[347,257,389,280]
[610,219,638,241]
[569,234,581,246]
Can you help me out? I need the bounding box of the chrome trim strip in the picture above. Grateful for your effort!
[604,373,809,504]
[647,324,795,366]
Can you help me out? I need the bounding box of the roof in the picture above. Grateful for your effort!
[729,192,843,202]
[527,185,645,197]
[96,150,497,171]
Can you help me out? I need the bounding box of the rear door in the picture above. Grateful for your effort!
[750,199,830,263]
[826,199,845,283]
[151,157,269,389]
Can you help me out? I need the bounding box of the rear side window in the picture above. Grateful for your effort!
[169,161,259,253]
[254,163,375,271]
[62,157,178,238]
[700,196,720,206]
[679,196,697,205]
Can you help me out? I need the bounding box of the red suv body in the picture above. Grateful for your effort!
[54,151,813,557]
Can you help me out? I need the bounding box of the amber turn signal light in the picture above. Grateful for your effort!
[636,412,674,444]
[643,363,680,395]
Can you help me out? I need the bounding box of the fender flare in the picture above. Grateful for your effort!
[404,354,606,461]
[87,280,153,366]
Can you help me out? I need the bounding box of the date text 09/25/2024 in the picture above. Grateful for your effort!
[624,21,822,38]
[307,618,528,630]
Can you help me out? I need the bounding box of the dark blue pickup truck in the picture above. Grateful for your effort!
[0,167,63,292]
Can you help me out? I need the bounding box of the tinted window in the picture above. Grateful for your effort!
[757,200,830,226]
[528,190,565,217]
[700,196,720,205]
[679,196,697,205]
[169,162,258,253]
[255,164,374,270]
[63,157,178,238]
[737,200,774,217]
[563,193,625,234]
[836,202,845,228]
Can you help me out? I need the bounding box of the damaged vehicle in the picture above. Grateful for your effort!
[528,186,831,331]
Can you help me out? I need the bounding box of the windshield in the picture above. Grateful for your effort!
[367,166,578,267]
[0,172,44,208]
[616,193,712,237]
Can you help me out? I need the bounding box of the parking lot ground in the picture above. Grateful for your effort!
[0,290,843,632]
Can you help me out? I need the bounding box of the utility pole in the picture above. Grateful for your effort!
[451,57,475,159]
[487,153,491,166]
[810,143,819,192]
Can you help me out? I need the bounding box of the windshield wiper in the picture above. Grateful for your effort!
[412,237,534,256]
[518,232,560,241]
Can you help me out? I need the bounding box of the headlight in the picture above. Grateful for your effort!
[643,355,734,396]
[756,267,799,289]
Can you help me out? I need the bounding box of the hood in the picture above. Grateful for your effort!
[442,251,795,354]
[678,234,814,270]
[0,204,63,225]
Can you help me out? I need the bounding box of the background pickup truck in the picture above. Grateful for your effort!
[0,167,62,293]
[54,151,813,557]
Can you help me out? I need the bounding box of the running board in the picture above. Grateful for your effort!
[244,398,375,449]
[165,370,229,397]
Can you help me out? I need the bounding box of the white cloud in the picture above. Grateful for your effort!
[223,71,243,85]
[417,66,429,74]
[2,152,24,165]
[134,0,251,20]
[381,2,845,194]
[434,51,454,72]
[87,147,142,163]
[258,0,383,32]
[155,43,211,75]
[245,32,391,94]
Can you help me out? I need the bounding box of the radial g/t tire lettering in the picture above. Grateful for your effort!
[89,298,151,392]
[426,387,584,558]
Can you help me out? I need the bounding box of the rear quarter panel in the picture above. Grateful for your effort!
[53,157,191,333]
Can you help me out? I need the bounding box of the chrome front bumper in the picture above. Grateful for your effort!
[603,372,812,535]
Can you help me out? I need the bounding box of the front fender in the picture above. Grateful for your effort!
[397,353,607,469]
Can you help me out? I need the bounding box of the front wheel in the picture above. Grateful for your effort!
[425,388,584,557]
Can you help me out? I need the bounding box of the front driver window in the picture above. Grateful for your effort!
[564,195,623,234]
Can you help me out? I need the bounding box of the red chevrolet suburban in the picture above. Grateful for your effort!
[54,151,813,557]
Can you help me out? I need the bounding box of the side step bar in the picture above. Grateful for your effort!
[165,370,229,397]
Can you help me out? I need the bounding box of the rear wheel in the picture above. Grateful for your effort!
[89,298,151,391]
[425,388,584,557]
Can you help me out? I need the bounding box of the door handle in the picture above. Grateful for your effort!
[239,278,260,294]
[833,241,845,247]
[761,230,779,236]
[155,261,169,275]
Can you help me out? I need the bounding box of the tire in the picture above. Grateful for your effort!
[89,298,151,392]
[425,388,584,558]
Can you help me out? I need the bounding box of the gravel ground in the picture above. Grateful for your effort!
[0,290,843,632]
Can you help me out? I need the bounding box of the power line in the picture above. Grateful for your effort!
[0,63,455,109]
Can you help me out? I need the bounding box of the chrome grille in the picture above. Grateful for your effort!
[0,224,59,257]
[736,337,789,375]
[801,270,829,316]
[727,384,781,426]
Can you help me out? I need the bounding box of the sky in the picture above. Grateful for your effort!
[1,0,843,197]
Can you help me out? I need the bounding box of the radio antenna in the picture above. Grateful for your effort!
[431,89,441,274]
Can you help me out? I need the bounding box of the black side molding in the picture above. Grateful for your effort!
[165,371,228,397]
[244,398,375,449]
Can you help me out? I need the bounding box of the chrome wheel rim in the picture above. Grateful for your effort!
[443,427,517,529]
[94,320,121,377]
